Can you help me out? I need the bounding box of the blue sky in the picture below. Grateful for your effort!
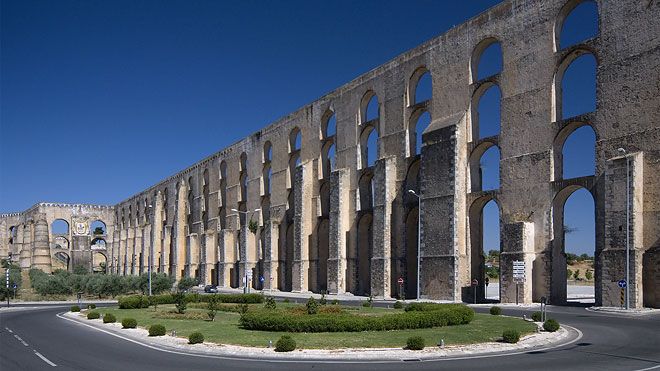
[1,1,597,254]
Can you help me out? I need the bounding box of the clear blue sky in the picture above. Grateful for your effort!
[1,0,596,254]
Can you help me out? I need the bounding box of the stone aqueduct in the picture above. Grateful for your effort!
[1,0,658,307]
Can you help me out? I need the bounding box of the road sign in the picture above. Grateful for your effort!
[259,275,265,283]
[12,283,17,289]
[618,279,627,288]
[471,278,478,286]
[513,260,525,282]
[397,277,404,285]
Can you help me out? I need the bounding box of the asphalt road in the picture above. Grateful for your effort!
[1,302,659,371]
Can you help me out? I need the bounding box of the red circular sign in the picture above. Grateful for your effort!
[398,277,404,284]
[471,279,479,286]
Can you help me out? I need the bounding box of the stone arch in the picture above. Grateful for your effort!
[53,235,69,250]
[552,122,597,181]
[53,251,70,271]
[360,90,378,123]
[263,141,272,163]
[321,109,336,140]
[470,37,503,83]
[218,161,227,230]
[554,0,599,52]
[321,141,336,179]
[359,124,379,169]
[9,225,17,244]
[552,50,598,122]
[404,159,421,198]
[408,109,431,157]
[289,127,302,153]
[469,141,500,192]
[468,195,501,302]
[317,217,330,293]
[551,185,596,304]
[239,153,248,202]
[470,82,501,141]
[92,251,108,273]
[357,213,373,296]
[91,237,106,250]
[407,66,432,106]
[51,219,69,235]
[358,172,375,212]
[90,220,106,236]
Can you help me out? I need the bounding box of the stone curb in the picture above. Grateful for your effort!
[61,311,577,362]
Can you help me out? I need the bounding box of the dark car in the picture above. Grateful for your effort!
[204,285,218,293]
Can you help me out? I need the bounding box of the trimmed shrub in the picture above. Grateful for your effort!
[393,301,404,309]
[87,304,96,309]
[118,295,150,309]
[275,335,296,352]
[543,319,560,332]
[239,304,474,333]
[531,311,542,322]
[87,311,100,320]
[122,318,137,329]
[306,297,319,315]
[103,313,116,323]
[406,336,425,350]
[502,329,520,343]
[70,305,81,312]
[490,306,502,315]
[149,324,167,336]
[264,296,277,310]
[188,332,204,344]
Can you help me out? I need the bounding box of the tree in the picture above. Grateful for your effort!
[93,227,105,235]
[585,269,593,281]
[567,268,573,279]
[173,291,187,314]
[573,269,580,281]
[140,273,174,295]
[1,260,22,300]
[207,294,219,321]
[73,264,88,275]
[177,276,199,292]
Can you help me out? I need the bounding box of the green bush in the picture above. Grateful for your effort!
[118,295,150,309]
[122,318,137,329]
[173,291,187,314]
[207,295,219,321]
[103,313,116,323]
[406,336,425,350]
[393,301,404,309]
[87,311,100,320]
[188,332,204,344]
[502,329,520,343]
[543,319,560,332]
[70,305,80,312]
[264,296,277,310]
[239,304,474,333]
[490,306,502,315]
[88,304,96,309]
[306,297,319,314]
[275,335,296,352]
[531,311,542,322]
[119,293,263,309]
[177,276,199,292]
[149,324,166,336]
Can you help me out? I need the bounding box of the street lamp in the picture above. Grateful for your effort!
[617,148,630,310]
[231,208,261,294]
[408,190,421,300]
[148,204,154,296]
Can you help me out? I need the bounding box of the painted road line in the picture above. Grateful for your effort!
[14,334,29,346]
[6,327,13,333]
[34,350,57,367]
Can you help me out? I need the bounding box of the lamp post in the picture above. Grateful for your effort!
[408,190,421,300]
[617,148,630,310]
[231,208,261,294]
[148,204,154,296]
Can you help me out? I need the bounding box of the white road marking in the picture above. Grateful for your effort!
[5,327,13,333]
[14,334,29,346]
[56,312,584,364]
[634,365,660,371]
[34,350,57,367]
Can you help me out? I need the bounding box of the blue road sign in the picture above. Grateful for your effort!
[12,284,17,289]
[259,276,265,282]
[618,279,627,288]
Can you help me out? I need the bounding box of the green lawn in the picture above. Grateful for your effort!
[90,304,536,349]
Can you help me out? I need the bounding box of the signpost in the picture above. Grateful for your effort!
[471,278,478,304]
[5,268,9,308]
[259,275,265,290]
[618,279,627,308]
[398,277,404,299]
[513,260,525,305]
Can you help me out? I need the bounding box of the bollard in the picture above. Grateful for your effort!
[438,339,444,348]
[268,340,272,348]
[171,330,177,337]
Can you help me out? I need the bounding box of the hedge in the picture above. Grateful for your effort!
[70,305,80,312]
[118,293,264,309]
[239,304,474,333]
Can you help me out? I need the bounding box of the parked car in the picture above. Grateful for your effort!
[204,285,218,293]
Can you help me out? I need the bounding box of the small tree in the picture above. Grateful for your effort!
[306,297,319,315]
[177,276,199,292]
[207,294,219,321]
[567,268,573,279]
[247,219,259,234]
[573,269,580,281]
[173,291,187,314]
[93,227,105,235]
[585,269,593,281]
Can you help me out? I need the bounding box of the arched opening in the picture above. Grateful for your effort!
[51,219,69,235]
[468,197,501,303]
[473,84,501,140]
[92,252,107,273]
[470,143,500,192]
[409,110,431,157]
[90,220,106,236]
[53,236,69,250]
[360,91,379,123]
[408,67,432,105]
[9,226,17,244]
[317,218,330,293]
[551,186,595,305]
[561,125,596,179]
[560,53,597,120]
[357,213,373,296]
[360,126,378,169]
[91,238,106,250]
[471,39,503,83]
[404,207,419,299]
[322,110,336,140]
[321,142,336,179]
[219,161,227,230]
[263,141,272,163]
[53,251,70,272]
[556,0,598,51]
[358,174,374,212]
[289,127,301,153]
[284,223,294,292]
